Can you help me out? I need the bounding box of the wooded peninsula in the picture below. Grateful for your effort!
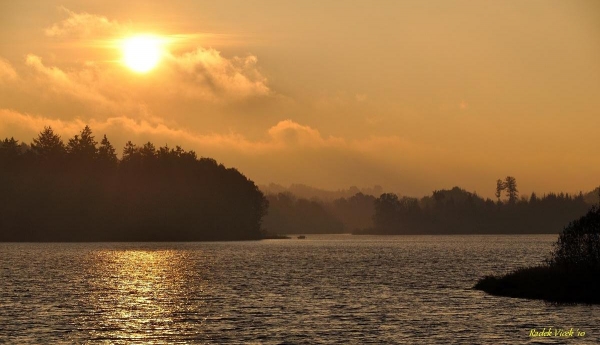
[0,126,267,241]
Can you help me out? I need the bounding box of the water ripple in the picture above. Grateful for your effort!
[0,235,598,344]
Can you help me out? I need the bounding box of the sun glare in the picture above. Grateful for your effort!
[121,35,163,73]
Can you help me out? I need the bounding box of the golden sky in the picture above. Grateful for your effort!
[1,0,599,197]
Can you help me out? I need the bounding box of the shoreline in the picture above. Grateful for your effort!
[474,265,600,305]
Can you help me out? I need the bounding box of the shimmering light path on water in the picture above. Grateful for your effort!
[1,235,598,344]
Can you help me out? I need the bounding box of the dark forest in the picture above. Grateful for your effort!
[361,185,593,234]
[264,184,597,235]
[0,126,268,241]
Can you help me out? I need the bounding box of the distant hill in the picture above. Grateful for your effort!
[262,193,345,234]
[259,183,383,202]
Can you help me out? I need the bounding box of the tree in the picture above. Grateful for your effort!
[157,144,170,159]
[97,134,118,168]
[31,126,65,159]
[504,176,518,204]
[67,126,98,161]
[551,206,600,270]
[0,138,24,168]
[0,137,21,156]
[122,141,137,161]
[140,142,156,158]
[494,176,518,204]
[530,192,538,203]
[495,179,505,203]
[373,193,400,232]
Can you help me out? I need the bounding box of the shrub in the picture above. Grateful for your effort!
[550,206,600,270]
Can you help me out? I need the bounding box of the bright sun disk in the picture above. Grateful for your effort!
[121,35,163,73]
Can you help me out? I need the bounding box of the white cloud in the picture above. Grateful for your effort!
[20,51,270,114]
[267,119,343,148]
[40,8,271,102]
[170,48,270,100]
[24,54,124,116]
[45,7,125,38]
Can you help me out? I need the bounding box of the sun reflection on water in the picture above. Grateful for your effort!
[85,248,193,343]
[2,238,597,344]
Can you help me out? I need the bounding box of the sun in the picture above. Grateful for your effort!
[121,35,163,73]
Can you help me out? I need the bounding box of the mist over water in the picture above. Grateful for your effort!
[1,235,599,344]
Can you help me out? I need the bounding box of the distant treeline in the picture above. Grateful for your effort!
[362,183,595,235]
[260,183,383,202]
[262,192,375,234]
[0,126,268,241]
[264,179,597,235]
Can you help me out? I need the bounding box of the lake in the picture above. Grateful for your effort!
[1,235,598,344]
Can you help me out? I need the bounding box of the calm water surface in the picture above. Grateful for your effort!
[1,235,598,344]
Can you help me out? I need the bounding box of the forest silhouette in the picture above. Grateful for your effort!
[361,183,593,234]
[263,182,594,235]
[0,126,268,241]
[1,127,596,240]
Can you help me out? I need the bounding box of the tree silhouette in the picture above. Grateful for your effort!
[67,125,98,159]
[495,179,505,203]
[122,140,136,158]
[140,141,156,159]
[373,193,400,233]
[550,206,600,270]
[493,176,518,204]
[504,176,518,204]
[97,134,118,167]
[529,192,538,203]
[0,137,21,160]
[31,126,65,159]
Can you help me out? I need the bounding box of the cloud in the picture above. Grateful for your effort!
[170,48,270,100]
[45,7,125,38]
[0,58,17,82]
[267,119,343,148]
[20,51,269,114]
[0,109,410,156]
[0,108,241,151]
[0,108,435,188]
[0,108,270,152]
[15,53,270,130]
[0,109,492,196]
[24,54,122,113]
[0,109,89,138]
[41,8,270,100]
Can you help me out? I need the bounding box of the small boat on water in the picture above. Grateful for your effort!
[297,235,306,239]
